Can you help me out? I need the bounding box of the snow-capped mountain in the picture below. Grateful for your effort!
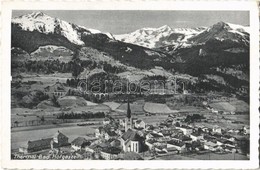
[12,12,115,46]
[188,21,249,45]
[115,22,249,49]
[114,25,206,48]
[11,12,250,96]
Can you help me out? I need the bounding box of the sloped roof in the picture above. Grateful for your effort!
[71,137,89,146]
[117,152,143,160]
[121,129,144,141]
[167,140,185,147]
[135,119,144,124]
[53,131,68,139]
[101,146,121,154]
[27,138,52,149]
[106,131,117,137]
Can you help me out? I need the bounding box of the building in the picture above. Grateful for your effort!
[204,141,218,151]
[176,126,193,135]
[19,138,53,154]
[44,82,68,98]
[103,118,110,125]
[95,127,104,138]
[117,152,143,160]
[104,131,118,140]
[166,140,186,153]
[52,131,69,147]
[125,97,133,131]
[120,129,145,153]
[71,137,90,151]
[19,131,69,153]
[100,146,121,160]
[134,119,145,129]
[212,126,222,134]
[190,133,203,141]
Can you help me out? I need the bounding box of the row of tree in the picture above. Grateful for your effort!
[57,111,105,119]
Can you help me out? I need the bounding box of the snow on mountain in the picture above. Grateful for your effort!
[87,28,116,40]
[189,21,249,45]
[12,12,116,46]
[114,25,205,48]
[12,12,87,45]
[115,22,249,49]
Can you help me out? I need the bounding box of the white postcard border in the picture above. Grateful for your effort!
[1,0,259,169]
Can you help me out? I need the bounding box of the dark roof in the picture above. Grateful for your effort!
[101,146,121,154]
[167,140,185,147]
[117,152,143,160]
[146,139,157,144]
[104,118,110,121]
[106,131,117,137]
[121,129,144,141]
[149,132,163,138]
[160,130,172,136]
[71,137,89,146]
[191,132,202,137]
[53,131,68,139]
[98,126,104,132]
[135,119,143,124]
[98,142,111,148]
[27,138,52,148]
[172,134,192,141]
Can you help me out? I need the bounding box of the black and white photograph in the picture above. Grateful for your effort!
[1,0,259,169]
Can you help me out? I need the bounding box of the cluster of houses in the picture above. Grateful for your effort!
[17,99,249,160]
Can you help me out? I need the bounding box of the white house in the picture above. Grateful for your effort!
[176,126,193,135]
[134,119,145,129]
[212,126,222,134]
[190,133,203,141]
[103,118,110,125]
[71,137,90,151]
[100,147,121,160]
[204,141,218,151]
[166,140,186,153]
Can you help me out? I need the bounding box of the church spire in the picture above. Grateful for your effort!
[126,96,131,119]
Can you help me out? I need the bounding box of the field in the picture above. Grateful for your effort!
[118,101,144,115]
[18,73,72,85]
[103,102,121,111]
[209,100,249,112]
[144,102,178,114]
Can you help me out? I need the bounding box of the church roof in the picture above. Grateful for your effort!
[121,129,144,141]
[126,98,131,119]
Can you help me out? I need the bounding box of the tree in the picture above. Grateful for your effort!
[14,121,19,127]
[40,116,45,124]
[175,122,180,127]
[52,95,60,107]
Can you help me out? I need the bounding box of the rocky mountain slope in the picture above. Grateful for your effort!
[115,25,206,49]
[11,12,250,99]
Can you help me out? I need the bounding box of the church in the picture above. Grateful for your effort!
[120,98,145,153]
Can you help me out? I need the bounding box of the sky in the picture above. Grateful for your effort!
[12,10,249,34]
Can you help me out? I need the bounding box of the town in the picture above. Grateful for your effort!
[12,90,250,160]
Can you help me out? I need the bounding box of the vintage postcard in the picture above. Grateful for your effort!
[1,0,259,169]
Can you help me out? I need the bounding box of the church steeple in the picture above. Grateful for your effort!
[126,97,131,119]
[125,96,132,132]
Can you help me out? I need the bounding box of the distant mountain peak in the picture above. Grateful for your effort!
[29,12,46,18]
[158,25,172,31]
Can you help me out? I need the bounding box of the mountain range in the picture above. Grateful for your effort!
[11,12,250,99]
